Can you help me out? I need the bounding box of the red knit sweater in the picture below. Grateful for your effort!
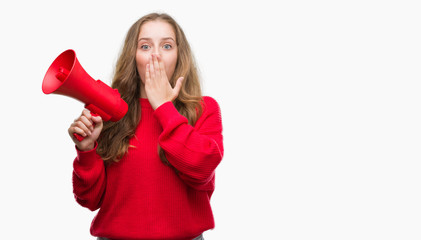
[72,96,224,240]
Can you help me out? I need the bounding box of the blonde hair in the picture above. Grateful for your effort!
[97,13,203,165]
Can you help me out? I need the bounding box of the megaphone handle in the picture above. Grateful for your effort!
[73,133,85,142]
[73,112,100,142]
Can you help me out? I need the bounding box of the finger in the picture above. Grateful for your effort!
[72,126,88,138]
[80,115,94,132]
[173,77,184,99]
[75,121,92,136]
[157,54,167,78]
[68,122,77,135]
[149,56,155,80]
[81,109,92,120]
[145,63,150,82]
[152,54,161,79]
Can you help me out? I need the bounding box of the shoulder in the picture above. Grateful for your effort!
[198,96,222,122]
[194,96,222,130]
[200,96,222,119]
[201,96,220,111]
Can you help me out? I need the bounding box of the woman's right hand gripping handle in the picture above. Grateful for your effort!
[68,109,103,151]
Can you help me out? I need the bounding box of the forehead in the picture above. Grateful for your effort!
[138,20,176,40]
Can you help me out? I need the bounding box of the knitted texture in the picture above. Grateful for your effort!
[72,96,223,240]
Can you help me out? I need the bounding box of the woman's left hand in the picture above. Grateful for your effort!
[145,53,184,110]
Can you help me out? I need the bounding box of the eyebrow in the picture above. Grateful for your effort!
[138,37,175,42]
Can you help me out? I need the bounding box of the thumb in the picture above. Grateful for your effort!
[92,115,103,128]
[173,77,184,98]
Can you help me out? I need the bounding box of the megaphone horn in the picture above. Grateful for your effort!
[42,49,128,141]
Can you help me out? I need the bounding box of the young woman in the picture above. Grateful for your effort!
[68,13,224,240]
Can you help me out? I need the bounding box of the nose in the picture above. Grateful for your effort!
[149,52,161,61]
[152,47,161,56]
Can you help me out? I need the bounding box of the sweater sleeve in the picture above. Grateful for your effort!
[72,142,106,211]
[153,96,224,191]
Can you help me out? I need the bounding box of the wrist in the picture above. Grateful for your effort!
[152,99,171,110]
[76,143,95,152]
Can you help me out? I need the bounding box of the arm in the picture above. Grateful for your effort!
[69,110,106,211]
[153,96,224,191]
[72,142,106,211]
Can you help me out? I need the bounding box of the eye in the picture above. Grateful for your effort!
[163,44,172,50]
[140,44,150,50]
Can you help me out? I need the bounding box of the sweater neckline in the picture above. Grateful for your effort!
[140,98,152,109]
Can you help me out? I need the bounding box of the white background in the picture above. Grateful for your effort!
[0,0,420,239]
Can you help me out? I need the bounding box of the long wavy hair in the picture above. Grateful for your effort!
[97,13,203,165]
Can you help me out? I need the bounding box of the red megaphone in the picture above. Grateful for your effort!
[42,49,128,141]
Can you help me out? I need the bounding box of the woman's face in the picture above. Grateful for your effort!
[136,20,178,84]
